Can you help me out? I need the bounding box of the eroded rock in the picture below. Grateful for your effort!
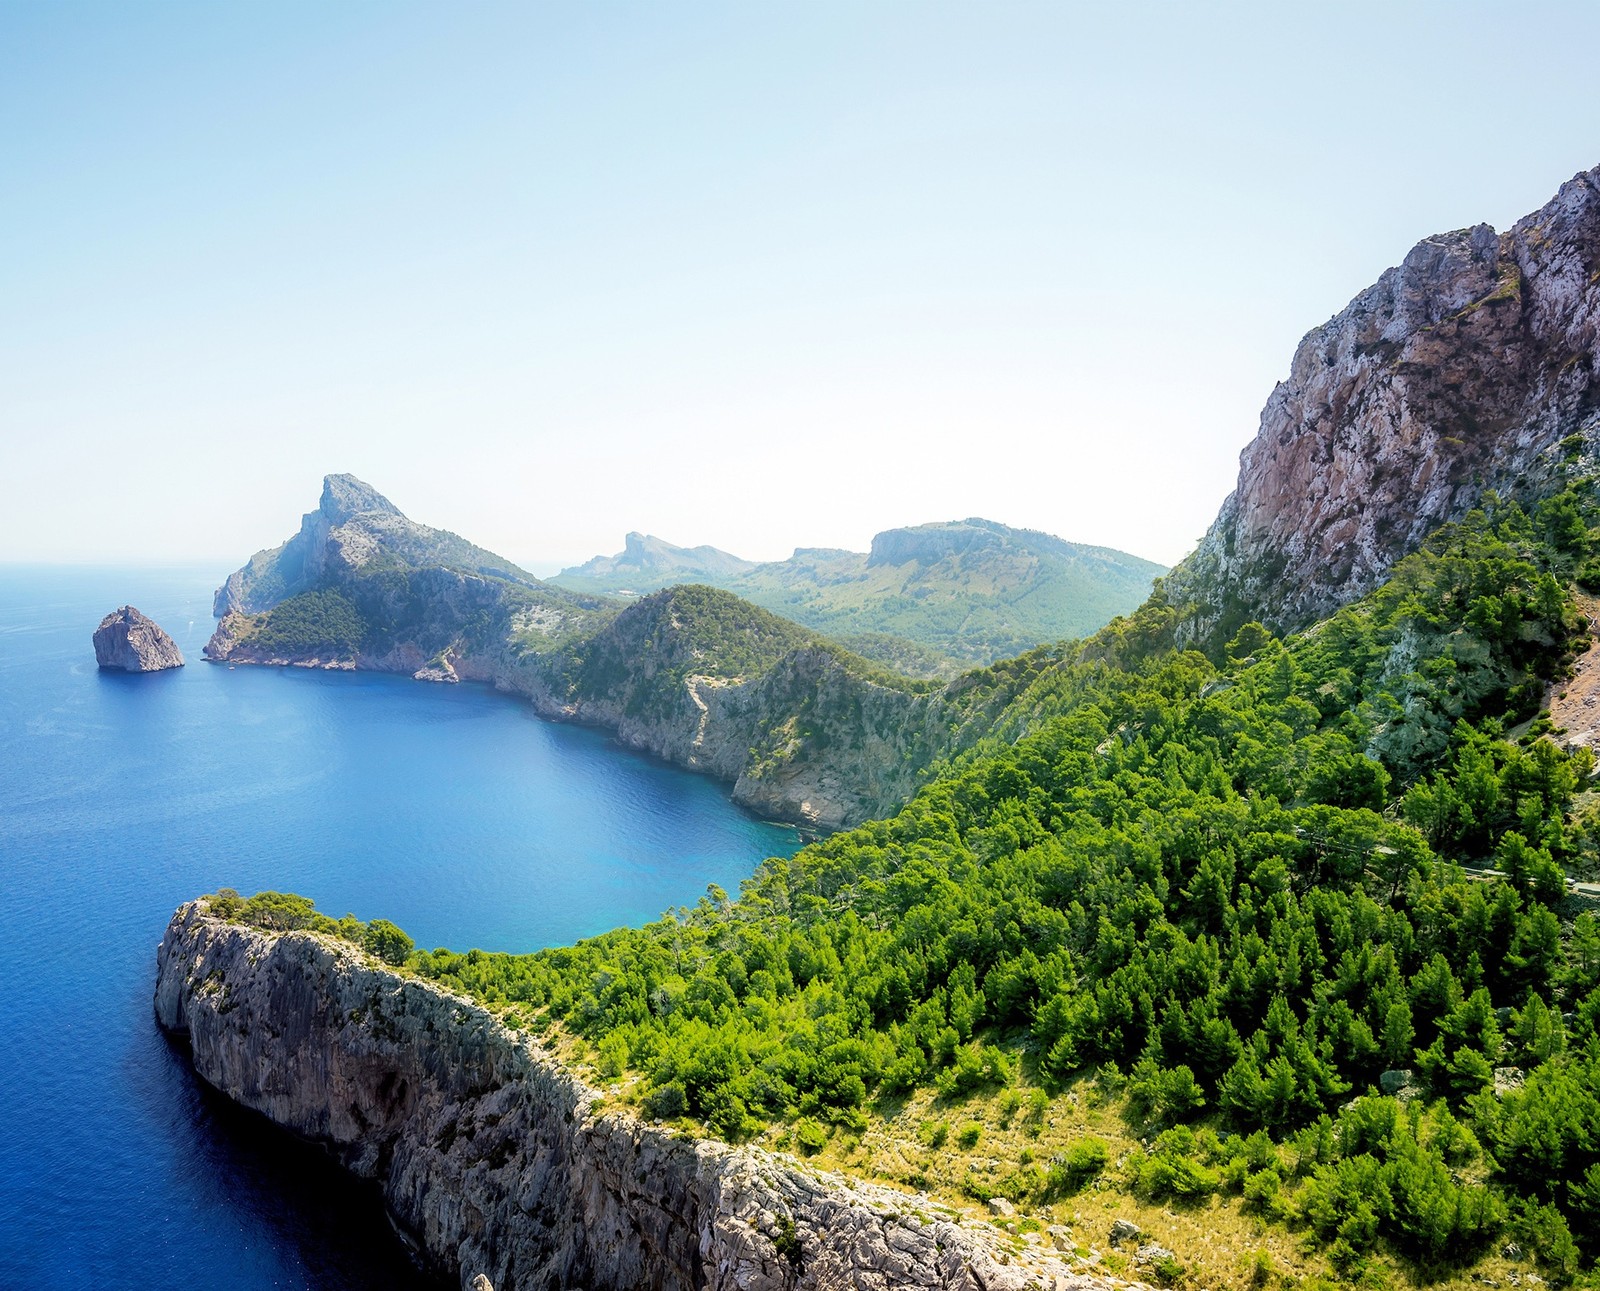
[1109,1219,1142,1247]
[93,606,184,672]
[1168,164,1600,647]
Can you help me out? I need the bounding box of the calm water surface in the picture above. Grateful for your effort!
[0,565,799,1289]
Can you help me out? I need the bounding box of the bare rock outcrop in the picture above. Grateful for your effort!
[154,902,1110,1291]
[1167,164,1600,648]
[93,606,184,672]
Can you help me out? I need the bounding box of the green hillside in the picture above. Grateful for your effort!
[241,479,1600,1289]
[554,518,1166,675]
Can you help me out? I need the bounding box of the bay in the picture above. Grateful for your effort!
[0,564,799,1289]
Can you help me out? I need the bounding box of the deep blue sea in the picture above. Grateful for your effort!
[0,565,800,1289]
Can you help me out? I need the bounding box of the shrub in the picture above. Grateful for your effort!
[794,1117,827,1154]
[363,918,413,966]
[239,890,316,932]
[207,888,243,918]
[642,1081,687,1121]
[1131,1127,1221,1202]
[1024,1088,1050,1134]
[1045,1136,1109,1197]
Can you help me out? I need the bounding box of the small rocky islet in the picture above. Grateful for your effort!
[93,605,184,672]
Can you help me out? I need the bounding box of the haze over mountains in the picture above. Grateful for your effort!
[554,520,1165,673]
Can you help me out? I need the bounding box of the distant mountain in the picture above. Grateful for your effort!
[554,519,1166,672]
[214,473,552,618]
[559,532,757,589]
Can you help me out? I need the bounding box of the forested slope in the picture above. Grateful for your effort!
[224,481,1600,1288]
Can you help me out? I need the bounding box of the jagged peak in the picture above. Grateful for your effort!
[319,474,405,525]
[1167,160,1600,651]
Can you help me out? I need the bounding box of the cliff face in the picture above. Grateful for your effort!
[1167,164,1600,647]
[154,903,1098,1291]
[214,474,556,618]
[93,605,185,672]
[561,533,759,587]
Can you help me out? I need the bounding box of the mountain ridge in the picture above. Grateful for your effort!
[555,517,1166,672]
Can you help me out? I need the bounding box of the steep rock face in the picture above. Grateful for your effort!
[214,474,550,617]
[93,606,184,672]
[1167,165,1600,647]
[867,521,1013,568]
[154,903,1103,1291]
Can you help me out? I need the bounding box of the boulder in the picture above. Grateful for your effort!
[1109,1218,1142,1246]
[1494,1066,1527,1096]
[93,606,184,672]
[1378,1068,1415,1095]
[1136,1243,1177,1266]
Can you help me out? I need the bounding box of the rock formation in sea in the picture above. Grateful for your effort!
[1165,163,1600,648]
[154,900,1103,1291]
[93,606,185,672]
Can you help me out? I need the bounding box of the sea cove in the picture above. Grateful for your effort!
[0,565,798,1289]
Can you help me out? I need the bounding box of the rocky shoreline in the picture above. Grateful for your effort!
[154,901,1127,1291]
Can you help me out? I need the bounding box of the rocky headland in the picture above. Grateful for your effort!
[93,605,185,672]
[154,900,1121,1291]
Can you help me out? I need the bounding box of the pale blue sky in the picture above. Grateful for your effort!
[3,1,1598,570]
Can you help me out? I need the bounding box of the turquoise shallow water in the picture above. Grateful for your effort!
[0,565,799,1289]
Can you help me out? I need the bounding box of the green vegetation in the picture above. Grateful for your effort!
[205,888,411,964]
[217,484,1600,1285]
[241,589,367,658]
[832,632,966,681]
[555,519,1166,668]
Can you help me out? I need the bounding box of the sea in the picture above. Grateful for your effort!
[0,565,801,1289]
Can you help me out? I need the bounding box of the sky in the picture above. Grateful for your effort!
[3,2,1600,573]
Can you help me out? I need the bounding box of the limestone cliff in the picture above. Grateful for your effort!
[93,605,185,672]
[154,901,1111,1291]
[561,532,759,588]
[1166,164,1600,648]
[214,473,550,617]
